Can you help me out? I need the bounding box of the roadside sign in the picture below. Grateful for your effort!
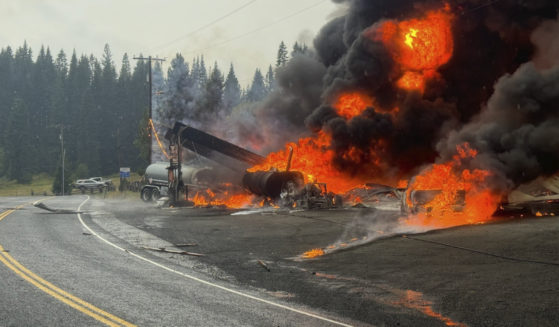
[120,167,131,178]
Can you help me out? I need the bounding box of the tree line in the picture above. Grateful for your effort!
[0,42,149,190]
[155,40,308,128]
[0,40,307,192]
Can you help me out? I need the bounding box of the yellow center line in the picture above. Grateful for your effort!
[0,202,136,327]
[0,209,15,222]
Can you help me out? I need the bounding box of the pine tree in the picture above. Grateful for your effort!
[5,98,33,183]
[55,49,68,78]
[162,54,193,124]
[291,42,308,57]
[99,44,118,174]
[223,63,241,113]
[115,53,132,168]
[265,65,275,93]
[119,53,131,83]
[0,47,14,162]
[247,68,266,102]
[31,46,58,174]
[276,41,288,68]
[202,62,224,119]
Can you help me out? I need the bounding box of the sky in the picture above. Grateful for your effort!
[0,0,343,86]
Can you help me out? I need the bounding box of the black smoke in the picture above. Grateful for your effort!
[229,0,559,191]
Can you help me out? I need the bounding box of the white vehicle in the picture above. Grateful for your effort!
[90,177,114,189]
[73,179,106,193]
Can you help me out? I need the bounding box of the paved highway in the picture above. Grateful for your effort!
[0,196,355,327]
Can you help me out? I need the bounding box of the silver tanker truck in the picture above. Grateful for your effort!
[140,162,214,202]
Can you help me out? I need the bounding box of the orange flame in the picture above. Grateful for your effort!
[247,91,398,194]
[248,129,386,194]
[302,248,325,259]
[375,7,453,92]
[149,119,169,159]
[190,187,254,208]
[334,92,373,119]
[396,290,467,327]
[405,143,502,228]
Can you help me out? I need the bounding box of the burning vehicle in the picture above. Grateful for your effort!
[143,122,343,209]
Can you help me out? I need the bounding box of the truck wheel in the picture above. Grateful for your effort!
[151,188,160,201]
[141,188,153,202]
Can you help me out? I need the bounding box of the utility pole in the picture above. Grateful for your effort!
[133,56,166,164]
[59,125,65,196]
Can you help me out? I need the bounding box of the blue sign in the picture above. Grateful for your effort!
[120,167,130,178]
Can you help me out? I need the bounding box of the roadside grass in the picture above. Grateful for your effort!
[0,173,53,196]
[0,172,144,200]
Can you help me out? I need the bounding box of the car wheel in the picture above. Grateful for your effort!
[141,188,153,202]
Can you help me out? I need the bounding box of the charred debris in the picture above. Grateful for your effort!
[140,122,559,217]
[142,122,343,209]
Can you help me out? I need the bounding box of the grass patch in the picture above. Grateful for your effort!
[0,173,54,196]
[0,172,145,199]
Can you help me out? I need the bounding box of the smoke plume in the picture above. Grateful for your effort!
[212,0,559,195]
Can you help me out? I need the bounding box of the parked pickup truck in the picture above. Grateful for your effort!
[90,177,114,190]
[73,179,106,193]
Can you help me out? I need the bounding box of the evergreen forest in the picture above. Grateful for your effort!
[0,41,306,192]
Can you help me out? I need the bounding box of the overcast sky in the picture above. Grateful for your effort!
[0,0,343,86]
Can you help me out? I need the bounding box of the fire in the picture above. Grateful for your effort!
[405,143,502,228]
[246,91,397,194]
[190,187,254,208]
[302,248,324,259]
[404,28,418,49]
[248,130,381,194]
[374,7,454,92]
[334,92,373,119]
[396,290,466,327]
[149,119,169,159]
[397,71,425,91]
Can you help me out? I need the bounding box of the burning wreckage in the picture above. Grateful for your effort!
[142,121,559,219]
[142,1,559,229]
[141,122,343,210]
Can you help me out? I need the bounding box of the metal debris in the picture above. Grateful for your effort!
[141,246,204,257]
[33,202,82,214]
[174,243,198,247]
[257,260,270,272]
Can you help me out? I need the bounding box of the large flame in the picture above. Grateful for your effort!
[189,186,254,208]
[248,131,366,193]
[375,6,454,92]
[248,92,391,194]
[405,143,502,228]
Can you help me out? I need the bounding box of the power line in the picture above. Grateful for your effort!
[180,0,328,56]
[150,0,259,53]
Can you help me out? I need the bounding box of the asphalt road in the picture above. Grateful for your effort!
[1,196,558,326]
[99,197,559,327]
[0,196,356,327]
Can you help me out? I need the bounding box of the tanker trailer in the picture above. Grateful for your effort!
[141,162,213,202]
